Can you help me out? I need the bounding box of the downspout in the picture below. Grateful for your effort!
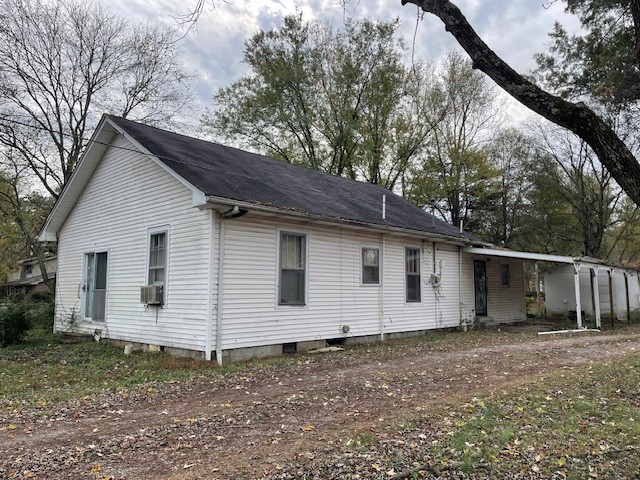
[205,209,215,361]
[380,233,386,341]
[215,212,226,366]
[214,206,247,366]
[458,246,463,328]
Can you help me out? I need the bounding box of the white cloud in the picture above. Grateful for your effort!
[98,0,583,127]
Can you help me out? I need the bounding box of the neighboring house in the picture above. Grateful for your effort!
[545,260,640,323]
[2,256,57,297]
[38,115,628,363]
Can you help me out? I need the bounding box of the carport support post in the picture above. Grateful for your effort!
[608,269,616,328]
[535,262,541,318]
[573,263,583,329]
[593,267,601,329]
[624,272,631,322]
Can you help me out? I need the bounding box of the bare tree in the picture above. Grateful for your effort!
[401,0,640,207]
[0,0,192,199]
[537,126,623,258]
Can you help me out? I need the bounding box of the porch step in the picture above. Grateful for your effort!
[474,316,495,327]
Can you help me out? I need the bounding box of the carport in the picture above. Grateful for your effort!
[463,247,640,329]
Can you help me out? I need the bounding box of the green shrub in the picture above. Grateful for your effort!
[0,299,31,346]
[26,293,55,329]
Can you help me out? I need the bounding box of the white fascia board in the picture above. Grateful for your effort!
[105,118,206,208]
[38,116,208,242]
[463,247,576,264]
[38,116,115,242]
[203,195,469,245]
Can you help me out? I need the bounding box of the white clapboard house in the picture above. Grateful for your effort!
[39,115,635,363]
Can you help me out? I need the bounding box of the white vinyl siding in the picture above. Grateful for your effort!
[55,134,211,351]
[219,217,466,350]
[545,266,640,319]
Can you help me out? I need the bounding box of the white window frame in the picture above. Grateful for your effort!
[361,245,382,286]
[81,248,110,322]
[146,226,170,304]
[500,262,511,288]
[405,245,422,303]
[276,228,309,308]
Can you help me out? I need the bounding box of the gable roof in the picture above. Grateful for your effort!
[41,114,480,243]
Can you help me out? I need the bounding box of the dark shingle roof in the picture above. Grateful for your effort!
[107,115,473,241]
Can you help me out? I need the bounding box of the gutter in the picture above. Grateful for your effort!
[203,195,472,246]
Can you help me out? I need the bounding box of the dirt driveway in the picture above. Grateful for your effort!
[2,328,640,479]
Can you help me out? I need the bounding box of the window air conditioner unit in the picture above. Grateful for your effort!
[141,285,163,305]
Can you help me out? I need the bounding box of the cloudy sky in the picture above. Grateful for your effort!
[103,0,581,124]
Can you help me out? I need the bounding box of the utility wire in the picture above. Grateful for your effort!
[0,113,388,203]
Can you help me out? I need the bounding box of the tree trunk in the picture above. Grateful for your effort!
[402,0,640,207]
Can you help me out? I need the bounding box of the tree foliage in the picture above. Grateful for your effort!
[0,152,54,287]
[479,129,538,249]
[408,52,500,230]
[535,0,640,106]
[536,126,624,257]
[402,0,640,207]
[206,15,439,191]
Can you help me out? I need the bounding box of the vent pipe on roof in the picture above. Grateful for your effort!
[459,220,464,233]
[429,199,436,228]
[382,195,386,221]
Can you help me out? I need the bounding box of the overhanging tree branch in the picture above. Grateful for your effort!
[632,0,640,67]
[401,0,640,206]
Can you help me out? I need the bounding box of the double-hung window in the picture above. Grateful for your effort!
[362,247,380,284]
[279,231,306,305]
[148,230,167,287]
[405,247,421,302]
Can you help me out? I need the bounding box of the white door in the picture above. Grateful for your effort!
[84,252,108,321]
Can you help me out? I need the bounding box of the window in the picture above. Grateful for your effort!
[405,247,421,302]
[362,247,380,284]
[279,231,306,305]
[148,231,167,286]
[501,263,510,287]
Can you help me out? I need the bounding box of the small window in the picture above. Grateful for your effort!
[279,231,306,305]
[501,263,510,287]
[405,247,421,302]
[148,231,167,286]
[362,247,380,284]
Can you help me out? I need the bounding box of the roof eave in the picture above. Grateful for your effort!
[38,115,116,242]
[38,116,208,242]
[204,195,470,245]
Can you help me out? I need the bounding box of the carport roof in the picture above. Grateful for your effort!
[463,247,575,264]
[462,248,638,271]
